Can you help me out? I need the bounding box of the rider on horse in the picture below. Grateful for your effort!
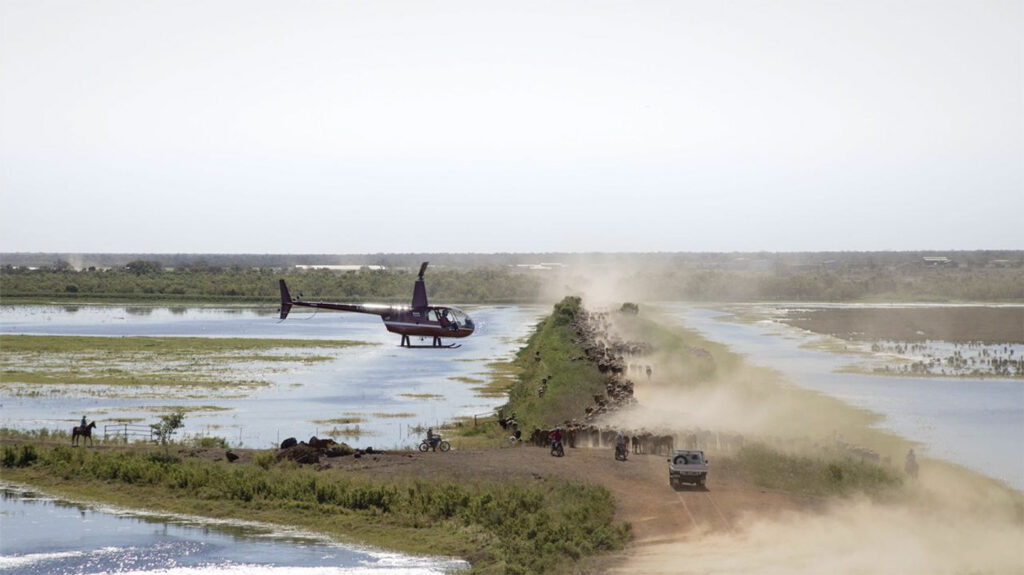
[80,415,88,433]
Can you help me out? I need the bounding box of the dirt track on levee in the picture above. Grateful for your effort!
[312,445,822,572]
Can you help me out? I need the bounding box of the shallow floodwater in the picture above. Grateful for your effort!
[0,304,544,449]
[0,486,465,574]
[669,306,1024,491]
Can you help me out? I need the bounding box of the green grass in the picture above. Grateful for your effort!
[728,443,903,497]
[0,440,629,575]
[0,334,369,354]
[449,376,486,384]
[398,393,444,400]
[137,405,233,414]
[311,417,366,425]
[503,297,608,430]
[0,335,369,389]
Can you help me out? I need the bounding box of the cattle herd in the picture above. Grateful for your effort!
[497,306,756,458]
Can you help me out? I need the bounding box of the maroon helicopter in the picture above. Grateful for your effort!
[278,262,474,348]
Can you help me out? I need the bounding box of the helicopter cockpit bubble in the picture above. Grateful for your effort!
[450,308,473,330]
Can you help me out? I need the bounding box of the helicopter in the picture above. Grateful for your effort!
[278,262,474,348]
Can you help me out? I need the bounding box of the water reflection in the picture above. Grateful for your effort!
[0,305,544,449]
[0,486,466,574]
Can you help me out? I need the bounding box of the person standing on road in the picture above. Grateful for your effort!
[905,448,918,478]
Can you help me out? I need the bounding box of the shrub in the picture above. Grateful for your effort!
[1,445,38,468]
[252,452,275,470]
[192,436,228,449]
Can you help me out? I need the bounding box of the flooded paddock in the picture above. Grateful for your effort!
[670,305,1024,491]
[0,305,544,449]
[0,486,465,574]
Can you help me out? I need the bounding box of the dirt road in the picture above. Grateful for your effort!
[311,443,820,570]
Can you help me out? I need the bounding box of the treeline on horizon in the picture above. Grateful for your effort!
[2,251,1023,302]
[0,266,543,304]
[3,250,1023,271]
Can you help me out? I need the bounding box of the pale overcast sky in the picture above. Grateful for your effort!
[1,1,1021,253]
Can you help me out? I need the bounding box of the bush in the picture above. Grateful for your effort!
[192,436,228,449]
[253,452,275,470]
[1,445,38,468]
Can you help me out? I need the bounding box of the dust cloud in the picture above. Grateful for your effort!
[552,262,1024,574]
[615,497,1024,575]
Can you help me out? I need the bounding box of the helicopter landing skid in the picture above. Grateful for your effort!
[402,343,462,349]
[400,335,461,349]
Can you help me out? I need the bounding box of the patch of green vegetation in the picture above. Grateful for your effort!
[448,416,512,450]
[398,393,444,400]
[798,336,871,356]
[1,441,629,575]
[499,297,611,431]
[311,417,366,425]
[0,335,367,390]
[322,426,374,438]
[0,334,368,354]
[370,412,415,419]
[449,376,486,384]
[729,443,903,497]
[0,370,225,388]
[466,361,522,399]
[190,436,229,449]
[138,405,232,414]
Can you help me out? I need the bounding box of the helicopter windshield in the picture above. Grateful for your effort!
[450,308,473,328]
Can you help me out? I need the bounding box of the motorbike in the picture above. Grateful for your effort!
[418,436,451,452]
[615,443,628,461]
[550,439,564,457]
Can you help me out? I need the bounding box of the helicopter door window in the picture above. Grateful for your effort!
[441,309,458,330]
[426,309,440,322]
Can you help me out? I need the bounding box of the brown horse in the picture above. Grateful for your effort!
[72,421,96,447]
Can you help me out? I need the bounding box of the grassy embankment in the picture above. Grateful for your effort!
[0,335,368,390]
[452,297,609,448]
[0,436,626,575]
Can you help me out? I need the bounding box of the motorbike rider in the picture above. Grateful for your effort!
[549,427,563,451]
[615,431,627,458]
[426,427,439,451]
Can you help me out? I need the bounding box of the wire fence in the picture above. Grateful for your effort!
[103,423,167,443]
